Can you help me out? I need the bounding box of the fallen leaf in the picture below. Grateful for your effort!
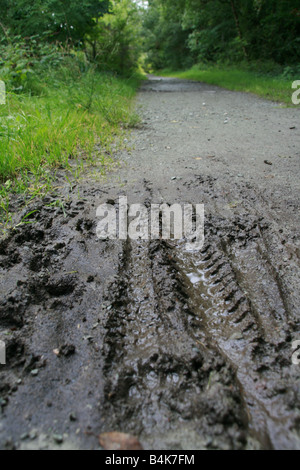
[99,432,143,450]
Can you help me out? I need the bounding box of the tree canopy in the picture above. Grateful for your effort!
[0,0,299,75]
[0,0,110,42]
[142,0,300,69]
[0,0,142,75]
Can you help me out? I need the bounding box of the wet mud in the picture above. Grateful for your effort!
[0,77,299,449]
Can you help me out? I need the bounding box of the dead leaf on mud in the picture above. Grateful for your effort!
[99,432,143,450]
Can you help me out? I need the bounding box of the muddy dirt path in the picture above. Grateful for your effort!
[0,76,300,450]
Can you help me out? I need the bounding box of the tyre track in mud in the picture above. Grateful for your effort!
[0,76,300,449]
[100,180,300,449]
[171,220,297,450]
[101,235,249,450]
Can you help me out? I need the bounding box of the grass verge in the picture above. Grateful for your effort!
[0,60,142,229]
[159,64,297,105]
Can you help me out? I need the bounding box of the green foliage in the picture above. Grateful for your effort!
[160,63,296,105]
[0,34,65,93]
[142,0,192,70]
[0,0,144,226]
[0,51,140,220]
[0,0,144,75]
[142,0,300,69]
[0,0,110,42]
[85,0,143,75]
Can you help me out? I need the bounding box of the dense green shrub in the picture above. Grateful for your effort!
[0,35,65,93]
[143,0,300,70]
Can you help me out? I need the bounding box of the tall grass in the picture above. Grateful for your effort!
[0,66,140,181]
[0,56,141,225]
[159,64,297,105]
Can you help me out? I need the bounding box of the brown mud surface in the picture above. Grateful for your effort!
[0,76,300,450]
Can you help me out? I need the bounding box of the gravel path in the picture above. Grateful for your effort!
[0,76,300,450]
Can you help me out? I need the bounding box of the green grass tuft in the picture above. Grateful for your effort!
[0,61,141,226]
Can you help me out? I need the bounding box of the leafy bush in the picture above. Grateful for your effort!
[85,0,142,76]
[281,64,300,79]
[0,35,66,93]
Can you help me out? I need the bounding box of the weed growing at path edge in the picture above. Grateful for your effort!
[0,56,141,228]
